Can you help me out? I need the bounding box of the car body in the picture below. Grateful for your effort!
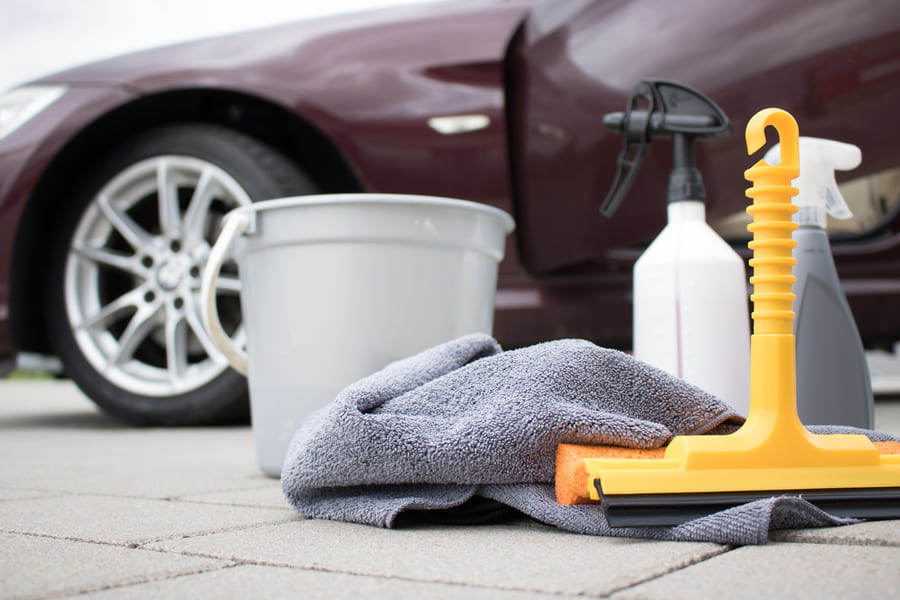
[1,0,899,423]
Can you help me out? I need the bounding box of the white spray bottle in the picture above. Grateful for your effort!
[765,137,874,428]
[601,80,751,416]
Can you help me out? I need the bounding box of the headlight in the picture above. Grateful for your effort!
[0,85,67,141]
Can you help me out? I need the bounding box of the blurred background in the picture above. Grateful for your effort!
[0,0,439,92]
[3,0,898,402]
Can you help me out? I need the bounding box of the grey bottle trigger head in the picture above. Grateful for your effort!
[764,137,862,228]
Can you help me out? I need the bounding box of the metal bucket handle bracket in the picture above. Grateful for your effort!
[200,212,250,375]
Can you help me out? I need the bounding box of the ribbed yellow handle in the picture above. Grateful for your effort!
[741,108,805,437]
[744,108,799,334]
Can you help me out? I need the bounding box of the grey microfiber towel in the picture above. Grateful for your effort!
[281,333,897,546]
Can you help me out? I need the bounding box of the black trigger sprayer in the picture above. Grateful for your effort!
[600,79,731,217]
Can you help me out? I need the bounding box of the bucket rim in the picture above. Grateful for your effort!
[231,193,515,233]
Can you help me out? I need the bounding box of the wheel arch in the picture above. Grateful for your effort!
[11,88,364,355]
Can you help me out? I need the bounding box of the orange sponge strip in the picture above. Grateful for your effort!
[875,441,900,455]
[555,443,665,505]
[555,440,900,505]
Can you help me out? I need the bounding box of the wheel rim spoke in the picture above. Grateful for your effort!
[72,243,143,276]
[110,300,162,367]
[182,166,216,248]
[156,159,184,241]
[77,287,146,331]
[215,273,242,293]
[165,306,189,383]
[97,193,151,251]
[184,307,228,366]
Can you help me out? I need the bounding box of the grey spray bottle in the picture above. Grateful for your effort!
[765,137,874,428]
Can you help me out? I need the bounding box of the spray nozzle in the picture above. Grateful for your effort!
[763,137,862,228]
[600,80,731,217]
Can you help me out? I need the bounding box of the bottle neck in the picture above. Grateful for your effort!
[794,206,827,229]
[667,200,706,222]
[667,166,706,205]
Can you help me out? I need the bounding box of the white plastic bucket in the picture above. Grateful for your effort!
[200,194,515,476]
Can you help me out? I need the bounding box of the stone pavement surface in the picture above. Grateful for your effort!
[1,380,899,599]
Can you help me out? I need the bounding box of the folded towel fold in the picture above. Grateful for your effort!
[281,333,896,545]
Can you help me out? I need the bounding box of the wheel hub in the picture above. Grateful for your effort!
[155,253,190,291]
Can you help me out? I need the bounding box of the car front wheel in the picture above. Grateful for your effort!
[44,123,318,425]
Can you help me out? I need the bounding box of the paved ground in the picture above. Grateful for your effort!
[1,380,899,599]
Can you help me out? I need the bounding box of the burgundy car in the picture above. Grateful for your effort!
[1,0,898,425]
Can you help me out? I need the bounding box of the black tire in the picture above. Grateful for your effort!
[43,123,318,425]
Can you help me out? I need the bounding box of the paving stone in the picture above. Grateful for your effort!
[148,518,726,597]
[76,564,564,599]
[0,453,270,500]
[0,494,295,546]
[178,484,287,508]
[3,381,900,599]
[0,400,267,498]
[0,531,227,600]
[772,519,900,546]
[612,542,900,599]
[0,381,99,414]
[0,381,119,439]
[0,487,59,501]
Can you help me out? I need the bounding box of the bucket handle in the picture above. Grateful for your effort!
[200,212,250,375]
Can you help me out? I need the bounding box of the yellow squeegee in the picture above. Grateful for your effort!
[555,108,900,527]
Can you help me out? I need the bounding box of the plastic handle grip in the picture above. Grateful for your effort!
[744,108,799,335]
[200,212,250,375]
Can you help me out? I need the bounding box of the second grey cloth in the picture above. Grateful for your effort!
[282,333,895,545]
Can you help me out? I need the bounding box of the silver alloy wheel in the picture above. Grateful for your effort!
[64,155,250,397]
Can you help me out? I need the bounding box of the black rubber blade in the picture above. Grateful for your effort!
[594,479,900,527]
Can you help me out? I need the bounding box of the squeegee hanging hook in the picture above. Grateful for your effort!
[746,108,799,169]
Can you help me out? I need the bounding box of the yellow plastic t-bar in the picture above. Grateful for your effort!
[576,108,899,499]
[726,108,877,469]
